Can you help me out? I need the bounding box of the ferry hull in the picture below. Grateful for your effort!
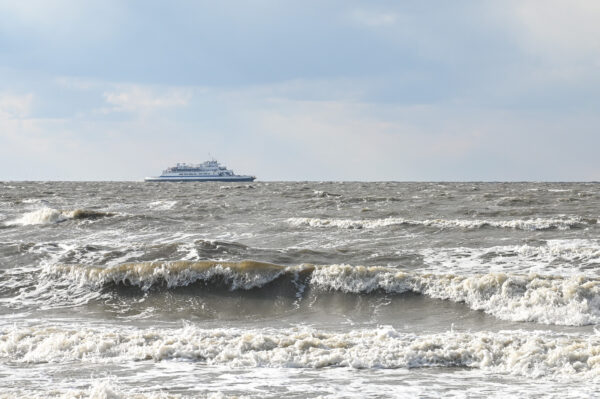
[144,176,255,182]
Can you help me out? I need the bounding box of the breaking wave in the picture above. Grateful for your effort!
[2,324,600,379]
[48,261,300,291]
[311,265,600,326]
[6,207,114,226]
[41,261,600,326]
[286,216,594,230]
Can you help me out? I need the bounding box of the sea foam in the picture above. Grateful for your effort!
[287,216,591,230]
[2,324,600,379]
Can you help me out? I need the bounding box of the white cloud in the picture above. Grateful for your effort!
[54,76,103,90]
[102,86,192,113]
[505,0,600,62]
[0,92,34,119]
[349,9,399,28]
[252,99,489,180]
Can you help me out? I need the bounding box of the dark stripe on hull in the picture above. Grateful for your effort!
[144,177,256,182]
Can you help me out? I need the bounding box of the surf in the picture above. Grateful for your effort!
[25,261,600,326]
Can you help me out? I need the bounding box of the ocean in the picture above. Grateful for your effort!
[1,181,600,398]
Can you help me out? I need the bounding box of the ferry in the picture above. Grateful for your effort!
[144,160,256,182]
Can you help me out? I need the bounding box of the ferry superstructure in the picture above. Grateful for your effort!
[144,160,256,182]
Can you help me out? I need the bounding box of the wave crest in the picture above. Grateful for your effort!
[311,264,600,326]
[42,261,600,326]
[6,207,114,226]
[49,260,307,291]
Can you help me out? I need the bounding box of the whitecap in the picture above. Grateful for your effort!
[2,324,600,379]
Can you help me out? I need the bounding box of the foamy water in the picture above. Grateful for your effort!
[287,215,592,230]
[3,323,600,378]
[1,181,600,397]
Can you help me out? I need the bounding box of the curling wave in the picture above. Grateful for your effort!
[48,260,300,291]
[6,207,114,226]
[44,261,600,326]
[2,324,600,379]
[311,265,600,326]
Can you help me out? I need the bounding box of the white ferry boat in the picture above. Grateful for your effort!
[145,160,256,182]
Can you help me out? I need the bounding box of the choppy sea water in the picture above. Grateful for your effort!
[2,181,600,398]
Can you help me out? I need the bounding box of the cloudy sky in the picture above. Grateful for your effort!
[1,0,599,181]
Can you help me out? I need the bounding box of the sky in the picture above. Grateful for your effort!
[0,0,599,181]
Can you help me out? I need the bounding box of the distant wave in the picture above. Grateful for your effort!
[5,207,114,226]
[219,184,255,190]
[2,323,600,379]
[42,261,600,326]
[146,200,177,210]
[286,216,593,230]
[313,190,341,198]
[421,239,600,275]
